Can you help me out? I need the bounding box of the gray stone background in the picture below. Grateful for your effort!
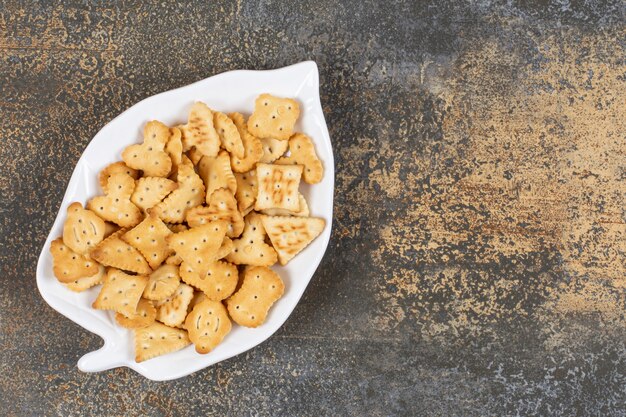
[0,1,624,416]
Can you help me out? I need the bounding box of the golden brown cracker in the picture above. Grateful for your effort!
[131,177,177,212]
[166,127,183,179]
[186,146,204,166]
[216,236,233,259]
[226,266,284,327]
[261,216,325,265]
[122,120,173,177]
[134,322,190,362]
[103,222,120,238]
[259,137,289,163]
[165,220,229,278]
[64,264,106,292]
[50,238,99,283]
[155,283,194,327]
[152,156,205,223]
[90,229,151,274]
[186,188,244,237]
[229,112,263,173]
[179,260,238,301]
[226,212,277,266]
[234,170,257,213]
[185,299,231,354]
[143,264,180,301]
[62,202,106,254]
[92,268,149,317]
[275,133,324,184]
[99,162,139,194]
[254,163,303,212]
[180,102,221,157]
[197,150,237,201]
[122,212,173,269]
[166,223,188,233]
[214,111,244,158]
[261,193,310,217]
[87,172,143,227]
[115,298,156,329]
[248,94,300,140]
[165,253,183,266]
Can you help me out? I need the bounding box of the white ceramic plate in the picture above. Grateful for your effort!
[35,61,334,381]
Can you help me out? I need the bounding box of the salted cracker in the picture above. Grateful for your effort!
[122,120,173,177]
[134,322,190,362]
[131,177,177,212]
[155,283,194,327]
[275,133,324,184]
[62,202,105,255]
[92,268,149,317]
[254,163,303,212]
[50,238,99,283]
[259,137,289,163]
[186,188,244,237]
[248,94,300,140]
[87,172,143,227]
[185,300,231,354]
[228,112,263,173]
[64,264,106,292]
[261,216,325,265]
[214,111,244,158]
[225,266,284,327]
[90,229,151,274]
[179,260,238,301]
[99,162,139,194]
[261,193,309,217]
[122,212,173,269]
[226,212,277,266]
[197,150,237,201]
[152,156,205,223]
[115,298,156,329]
[179,102,220,157]
[143,264,180,301]
[234,170,257,213]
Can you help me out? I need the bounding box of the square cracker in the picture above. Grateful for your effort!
[247,94,300,140]
[254,163,303,212]
[122,212,173,270]
[92,268,149,317]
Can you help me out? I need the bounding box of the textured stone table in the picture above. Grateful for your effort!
[1,2,624,416]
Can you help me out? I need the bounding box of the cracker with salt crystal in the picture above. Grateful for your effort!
[87,172,143,227]
[180,102,220,157]
[229,112,263,173]
[275,133,324,184]
[122,212,173,270]
[156,283,194,327]
[64,264,106,292]
[122,120,172,177]
[131,177,177,212]
[185,299,231,354]
[226,213,277,266]
[143,264,180,301]
[179,260,238,301]
[261,193,310,217]
[214,111,244,158]
[92,268,149,317]
[248,94,300,140]
[50,238,99,283]
[90,229,151,274]
[226,266,284,327]
[134,322,190,362]
[152,156,205,223]
[254,163,303,212]
[186,188,244,237]
[116,298,156,329]
[261,216,325,265]
[165,220,228,278]
[62,202,105,255]
[234,171,257,213]
[259,137,289,163]
[197,150,237,201]
[99,162,139,194]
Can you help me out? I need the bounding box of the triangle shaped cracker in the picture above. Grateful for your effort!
[143,264,181,301]
[90,229,151,274]
[50,238,100,283]
[165,220,228,278]
[99,162,139,194]
[155,283,194,327]
[259,137,289,163]
[134,322,190,362]
[152,156,205,223]
[261,216,325,265]
[225,266,285,327]
[226,213,277,266]
[197,150,237,201]
[229,112,263,173]
[180,260,238,301]
[64,264,106,292]
[179,102,221,157]
[254,163,303,212]
[122,120,173,177]
[63,202,106,254]
[185,299,232,354]
[214,111,244,158]
[131,177,177,212]
[186,188,244,237]
[87,172,143,227]
[166,127,183,179]
[115,298,156,329]
[234,170,257,213]
[92,268,149,317]
[122,212,173,269]
[275,133,324,184]
[248,94,300,140]
[261,193,310,217]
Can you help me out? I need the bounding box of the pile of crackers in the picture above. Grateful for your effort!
[50,94,325,362]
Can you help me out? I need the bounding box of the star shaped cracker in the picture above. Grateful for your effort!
[122,120,173,177]
[247,94,300,140]
[214,111,244,159]
[152,156,205,223]
[134,322,190,363]
[92,268,149,317]
[122,211,173,270]
[186,188,244,237]
[275,133,324,184]
[179,102,221,157]
[254,163,303,212]
[261,216,325,265]
[87,172,143,228]
[226,213,277,266]
[185,299,232,354]
[179,260,238,301]
[229,112,263,173]
[62,202,106,255]
[197,150,237,201]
